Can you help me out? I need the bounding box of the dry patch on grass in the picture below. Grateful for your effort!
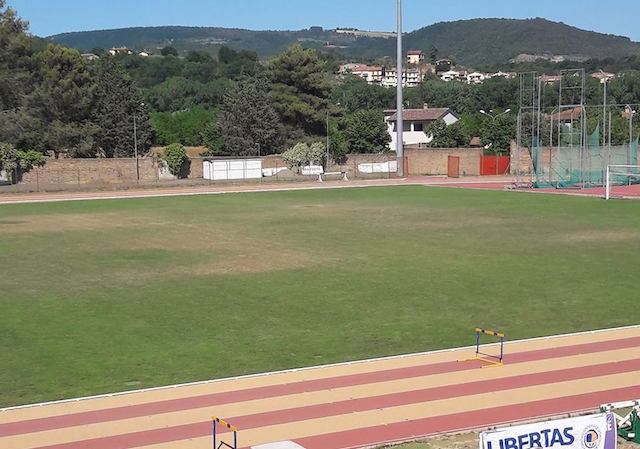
[0,213,154,234]
[553,229,640,245]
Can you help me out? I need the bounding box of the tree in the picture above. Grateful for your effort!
[201,120,224,155]
[23,44,98,156]
[344,110,390,153]
[479,113,516,153]
[0,142,46,183]
[282,142,325,169]
[94,58,153,157]
[218,73,281,156]
[0,0,32,113]
[161,143,188,177]
[160,46,178,57]
[268,44,330,138]
[150,107,216,146]
[425,120,469,148]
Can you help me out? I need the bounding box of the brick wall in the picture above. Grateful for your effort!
[404,147,483,176]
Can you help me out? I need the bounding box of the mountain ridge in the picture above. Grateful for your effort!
[48,18,640,68]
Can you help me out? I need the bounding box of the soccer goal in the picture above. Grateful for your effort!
[605,165,640,200]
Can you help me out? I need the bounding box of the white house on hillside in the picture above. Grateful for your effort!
[440,70,462,82]
[466,72,486,85]
[384,107,460,150]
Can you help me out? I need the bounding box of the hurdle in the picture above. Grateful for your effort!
[212,417,238,449]
[473,328,505,367]
[601,400,640,443]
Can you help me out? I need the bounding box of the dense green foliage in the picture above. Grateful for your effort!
[218,73,281,156]
[151,108,216,146]
[2,187,639,405]
[344,110,391,153]
[268,45,330,140]
[161,142,188,176]
[282,141,326,168]
[425,120,469,148]
[93,58,153,157]
[0,142,45,183]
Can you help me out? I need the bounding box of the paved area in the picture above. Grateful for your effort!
[1,326,639,449]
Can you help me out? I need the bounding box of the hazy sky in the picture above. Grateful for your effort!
[9,0,640,41]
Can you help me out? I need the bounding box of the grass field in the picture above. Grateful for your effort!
[1,186,639,407]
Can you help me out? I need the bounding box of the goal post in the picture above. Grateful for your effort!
[606,165,640,200]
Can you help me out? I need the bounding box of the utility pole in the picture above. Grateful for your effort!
[133,106,140,183]
[396,0,404,177]
[326,109,330,170]
[600,71,608,149]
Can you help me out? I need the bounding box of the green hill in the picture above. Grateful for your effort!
[48,18,640,67]
[405,18,640,68]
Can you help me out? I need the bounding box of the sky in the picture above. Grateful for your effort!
[9,0,640,41]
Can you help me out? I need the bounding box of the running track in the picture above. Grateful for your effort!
[1,326,639,449]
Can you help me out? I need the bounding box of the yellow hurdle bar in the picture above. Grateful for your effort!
[475,327,505,338]
[212,416,238,432]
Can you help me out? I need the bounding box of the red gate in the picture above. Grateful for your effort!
[480,155,511,176]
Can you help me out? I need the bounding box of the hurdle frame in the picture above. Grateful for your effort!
[212,417,238,449]
[474,328,505,366]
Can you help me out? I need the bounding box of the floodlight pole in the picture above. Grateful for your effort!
[133,109,139,183]
[396,0,404,177]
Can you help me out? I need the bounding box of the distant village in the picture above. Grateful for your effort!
[339,50,617,88]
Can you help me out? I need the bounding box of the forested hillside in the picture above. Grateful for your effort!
[49,18,640,68]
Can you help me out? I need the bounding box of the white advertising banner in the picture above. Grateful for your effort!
[480,413,617,449]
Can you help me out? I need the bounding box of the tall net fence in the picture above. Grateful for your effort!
[532,129,639,188]
[519,102,640,188]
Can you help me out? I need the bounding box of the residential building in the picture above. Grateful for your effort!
[108,47,133,56]
[466,72,486,85]
[591,72,615,84]
[540,74,562,84]
[407,50,425,65]
[340,64,384,85]
[138,51,153,57]
[81,53,100,62]
[440,70,462,82]
[384,107,460,150]
[382,68,424,88]
[490,71,517,80]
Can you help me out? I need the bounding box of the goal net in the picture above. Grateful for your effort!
[605,165,640,199]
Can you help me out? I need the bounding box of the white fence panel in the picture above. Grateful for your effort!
[205,159,263,181]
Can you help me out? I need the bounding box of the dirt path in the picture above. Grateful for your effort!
[1,326,639,449]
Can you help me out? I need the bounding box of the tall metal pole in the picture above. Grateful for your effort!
[396,0,404,177]
[133,110,139,183]
[326,110,330,170]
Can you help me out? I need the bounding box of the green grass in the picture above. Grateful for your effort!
[1,186,639,407]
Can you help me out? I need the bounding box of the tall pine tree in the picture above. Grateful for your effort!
[94,58,152,158]
[0,0,33,146]
[218,72,281,156]
[24,44,98,156]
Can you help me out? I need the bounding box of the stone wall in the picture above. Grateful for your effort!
[2,149,487,193]
[404,147,483,176]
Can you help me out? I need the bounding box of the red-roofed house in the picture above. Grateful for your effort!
[384,107,460,150]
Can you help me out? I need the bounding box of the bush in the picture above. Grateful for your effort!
[161,143,188,177]
[0,144,46,183]
[282,142,325,169]
[18,150,46,171]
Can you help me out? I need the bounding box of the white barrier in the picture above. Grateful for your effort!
[204,159,263,181]
[480,413,617,449]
